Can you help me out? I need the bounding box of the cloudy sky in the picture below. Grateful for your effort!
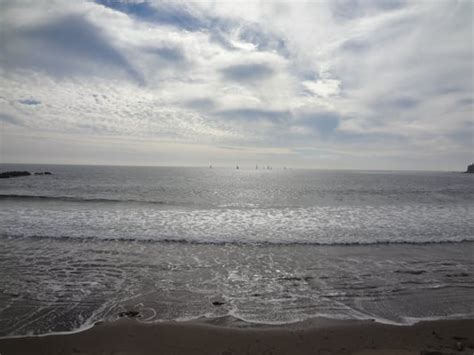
[1,0,472,170]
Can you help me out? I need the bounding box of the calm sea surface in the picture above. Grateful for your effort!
[0,164,473,336]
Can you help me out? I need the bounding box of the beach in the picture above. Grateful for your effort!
[1,165,473,353]
[1,318,473,355]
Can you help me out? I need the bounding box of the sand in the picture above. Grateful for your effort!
[0,318,472,355]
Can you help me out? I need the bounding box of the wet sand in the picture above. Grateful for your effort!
[0,318,472,355]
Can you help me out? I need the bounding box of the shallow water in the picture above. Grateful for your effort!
[0,164,473,336]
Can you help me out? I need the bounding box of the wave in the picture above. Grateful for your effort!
[0,194,166,205]
[2,233,473,247]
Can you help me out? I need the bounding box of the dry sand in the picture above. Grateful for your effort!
[0,318,472,355]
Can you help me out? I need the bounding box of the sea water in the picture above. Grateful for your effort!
[0,164,473,336]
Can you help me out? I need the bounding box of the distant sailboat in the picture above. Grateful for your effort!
[256,165,258,170]
[236,165,239,170]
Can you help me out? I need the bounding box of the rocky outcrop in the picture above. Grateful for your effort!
[466,164,474,173]
[0,171,53,178]
[0,171,31,179]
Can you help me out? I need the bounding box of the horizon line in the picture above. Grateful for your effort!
[0,161,468,173]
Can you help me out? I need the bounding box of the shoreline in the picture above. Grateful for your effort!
[2,312,472,340]
[0,318,472,355]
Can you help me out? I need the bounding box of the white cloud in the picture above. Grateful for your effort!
[302,79,341,98]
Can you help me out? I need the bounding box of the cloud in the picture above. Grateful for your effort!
[184,98,216,111]
[237,22,289,57]
[330,0,407,21]
[220,63,275,82]
[2,10,144,84]
[0,112,24,126]
[148,46,186,63]
[216,108,287,123]
[297,112,340,136]
[96,0,208,32]
[303,79,341,98]
[0,0,472,169]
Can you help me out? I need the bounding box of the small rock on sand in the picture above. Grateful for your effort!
[118,311,140,318]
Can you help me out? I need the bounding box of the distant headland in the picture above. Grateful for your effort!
[466,164,474,174]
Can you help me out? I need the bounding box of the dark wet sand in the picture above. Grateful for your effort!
[0,318,473,355]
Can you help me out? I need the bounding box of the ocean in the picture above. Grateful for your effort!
[0,164,473,336]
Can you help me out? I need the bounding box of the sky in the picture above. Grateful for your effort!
[0,0,473,170]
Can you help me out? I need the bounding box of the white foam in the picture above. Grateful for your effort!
[2,204,473,245]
